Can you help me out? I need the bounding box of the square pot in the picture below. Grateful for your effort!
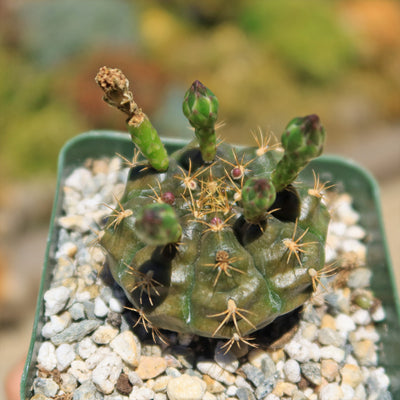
[21,131,400,398]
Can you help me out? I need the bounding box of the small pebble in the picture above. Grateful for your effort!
[92,324,119,344]
[224,386,236,398]
[352,339,377,366]
[241,363,266,386]
[58,215,92,233]
[340,363,363,388]
[153,394,167,400]
[167,374,206,400]
[94,297,109,318]
[203,374,225,394]
[116,373,133,396]
[152,375,171,393]
[33,377,59,397]
[126,372,143,390]
[335,313,356,333]
[57,241,78,259]
[165,367,181,377]
[56,343,76,371]
[235,375,253,390]
[68,360,92,383]
[129,386,155,400]
[318,328,344,347]
[60,372,77,392]
[340,383,355,400]
[110,331,141,367]
[264,395,280,400]
[284,337,320,363]
[109,297,124,313]
[72,380,102,400]
[300,362,322,386]
[86,346,112,369]
[272,381,297,397]
[236,387,256,400]
[202,392,217,400]
[197,361,235,385]
[351,309,371,326]
[320,314,336,330]
[318,382,343,400]
[349,326,380,343]
[44,286,71,316]
[320,359,339,382]
[367,367,390,392]
[135,356,168,380]
[283,359,301,383]
[301,322,318,341]
[320,345,345,363]
[77,337,97,359]
[37,342,57,371]
[255,378,275,398]
[69,302,86,320]
[51,320,100,345]
[92,353,123,394]
[371,305,386,322]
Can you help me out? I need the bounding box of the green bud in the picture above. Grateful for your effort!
[182,80,219,130]
[135,203,182,246]
[272,114,326,191]
[281,114,325,158]
[182,81,219,163]
[242,177,276,224]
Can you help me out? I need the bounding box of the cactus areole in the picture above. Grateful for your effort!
[95,67,330,344]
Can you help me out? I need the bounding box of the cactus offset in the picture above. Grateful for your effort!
[96,67,331,345]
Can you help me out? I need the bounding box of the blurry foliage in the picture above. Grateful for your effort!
[0,0,399,180]
[17,0,138,67]
[0,47,87,179]
[141,0,245,26]
[239,0,357,82]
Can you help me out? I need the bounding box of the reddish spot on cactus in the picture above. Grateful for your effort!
[211,217,222,226]
[231,167,242,180]
[161,192,175,205]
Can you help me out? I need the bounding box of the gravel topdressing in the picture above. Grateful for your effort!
[29,156,392,400]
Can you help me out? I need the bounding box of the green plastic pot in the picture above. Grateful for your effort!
[21,131,400,398]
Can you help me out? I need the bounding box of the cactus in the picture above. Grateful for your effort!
[96,67,330,346]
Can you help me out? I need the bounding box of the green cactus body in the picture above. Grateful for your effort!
[97,68,331,342]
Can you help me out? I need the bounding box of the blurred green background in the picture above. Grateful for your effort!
[1,0,399,396]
